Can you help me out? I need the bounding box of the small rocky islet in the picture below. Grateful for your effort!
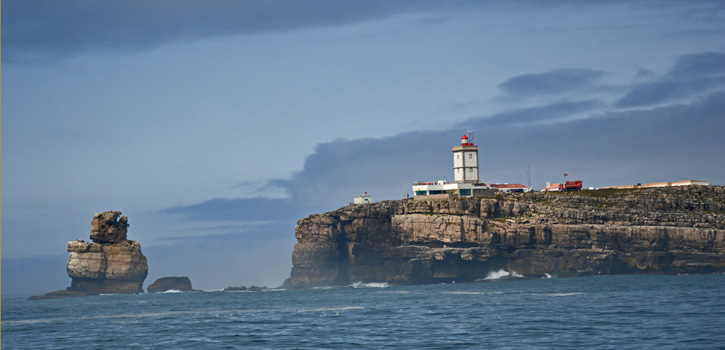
[147,276,195,293]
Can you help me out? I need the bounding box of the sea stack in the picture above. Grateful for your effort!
[29,211,148,300]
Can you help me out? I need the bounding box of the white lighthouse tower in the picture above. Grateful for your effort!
[453,132,479,183]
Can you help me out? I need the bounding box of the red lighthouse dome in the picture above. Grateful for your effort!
[461,134,472,146]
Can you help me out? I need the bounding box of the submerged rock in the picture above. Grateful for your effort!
[29,211,148,300]
[147,277,193,293]
[27,289,94,300]
[222,286,248,292]
[285,186,725,288]
[222,285,268,292]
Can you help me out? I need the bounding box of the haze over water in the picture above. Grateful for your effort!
[4,274,724,349]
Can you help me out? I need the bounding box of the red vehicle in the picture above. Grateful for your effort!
[558,181,583,191]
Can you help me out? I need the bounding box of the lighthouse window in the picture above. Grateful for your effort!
[457,154,459,159]
[469,154,472,159]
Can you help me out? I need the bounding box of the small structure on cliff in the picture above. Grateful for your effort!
[354,192,372,204]
[489,183,529,193]
[599,179,709,190]
[29,211,149,300]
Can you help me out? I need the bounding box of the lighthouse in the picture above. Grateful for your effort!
[452,133,479,183]
[411,132,491,198]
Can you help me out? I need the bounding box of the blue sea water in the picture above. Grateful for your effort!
[3,274,725,349]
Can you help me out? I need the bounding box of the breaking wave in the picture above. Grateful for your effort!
[481,269,524,281]
[311,286,335,290]
[351,282,389,288]
[547,292,584,297]
[296,306,364,313]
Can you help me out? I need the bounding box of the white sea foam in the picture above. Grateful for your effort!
[547,292,584,297]
[544,273,552,279]
[2,318,61,326]
[375,290,410,294]
[5,305,368,327]
[351,282,389,288]
[442,291,504,295]
[296,306,364,313]
[3,310,205,326]
[311,286,335,290]
[482,269,524,280]
[160,289,183,293]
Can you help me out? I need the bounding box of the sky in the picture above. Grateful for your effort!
[3,0,725,295]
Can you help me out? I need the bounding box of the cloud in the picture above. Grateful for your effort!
[161,197,295,222]
[160,52,725,224]
[669,52,725,77]
[499,69,608,97]
[2,0,479,63]
[615,52,725,108]
[466,99,604,126]
[232,180,290,199]
[162,89,725,225]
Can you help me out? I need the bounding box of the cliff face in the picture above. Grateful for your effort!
[29,211,148,299]
[286,186,725,288]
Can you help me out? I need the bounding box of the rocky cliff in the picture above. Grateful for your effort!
[285,186,725,288]
[29,211,148,300]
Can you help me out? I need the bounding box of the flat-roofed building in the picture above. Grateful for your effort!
[413,180,474,197]
[669,180,709,186]
[353,192,372,204]
[598,180,709,190]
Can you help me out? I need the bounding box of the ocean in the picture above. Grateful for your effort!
[3,273,724,349]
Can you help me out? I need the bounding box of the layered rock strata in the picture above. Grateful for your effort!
[29,211,148,300]
[285,186,725,288]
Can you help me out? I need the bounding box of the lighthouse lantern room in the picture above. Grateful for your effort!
[453,132,479,184]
